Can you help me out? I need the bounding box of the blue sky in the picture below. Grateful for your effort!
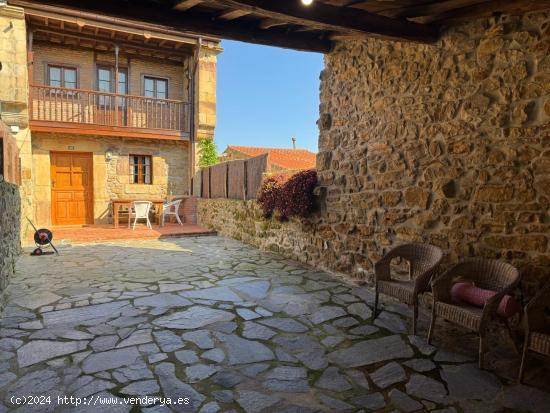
[215,40,324,154]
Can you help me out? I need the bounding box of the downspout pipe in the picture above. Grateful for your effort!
[189,36,202,196]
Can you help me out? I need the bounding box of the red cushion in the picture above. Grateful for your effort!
[450,282,521,318]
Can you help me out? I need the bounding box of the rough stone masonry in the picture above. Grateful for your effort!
[199,9,550,295]
[0,180,21,296]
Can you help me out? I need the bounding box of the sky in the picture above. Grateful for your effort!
[215,40,324,154]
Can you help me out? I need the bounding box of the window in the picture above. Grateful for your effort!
[48,65,77,89]
[130,155,152,184]
[143,76,168,99]
[97,67,128,94]
[97,67,112,93]
[97,66,128,107]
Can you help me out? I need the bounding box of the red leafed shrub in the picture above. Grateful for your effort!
[278,169,318,219]
[257,170,318,221]
[257,173,288,218]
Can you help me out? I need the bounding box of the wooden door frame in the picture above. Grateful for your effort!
[50,151,94,226]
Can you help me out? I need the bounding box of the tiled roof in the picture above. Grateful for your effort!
[227,145,317,171]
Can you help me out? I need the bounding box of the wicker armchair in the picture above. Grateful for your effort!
[374,243,444,335]
[428,258,520,369]
[519,280,550,383]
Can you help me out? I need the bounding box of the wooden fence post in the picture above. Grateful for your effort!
[208,167,212,199]
[225,162,229,199]
[243,160,248,201]
[200,169,204,198]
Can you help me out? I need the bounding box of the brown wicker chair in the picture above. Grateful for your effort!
[374,243,444,335]
[519,280,550,383]
[428,258,520,369]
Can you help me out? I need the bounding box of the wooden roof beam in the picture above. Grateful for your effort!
[32,27,192,57]
[258,18,287,30]
[173,0,203,11]
[218,9,252,20]
[209,0,439,43]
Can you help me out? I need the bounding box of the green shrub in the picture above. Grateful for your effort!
[198,138,218,168]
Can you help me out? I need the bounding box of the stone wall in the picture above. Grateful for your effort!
[198,198,327,265]
[0,180,21,293]
[200,9,550,294]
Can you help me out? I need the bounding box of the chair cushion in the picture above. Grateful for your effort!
[450,282,521,318]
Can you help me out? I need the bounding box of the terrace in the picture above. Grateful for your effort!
[2,236,549,412]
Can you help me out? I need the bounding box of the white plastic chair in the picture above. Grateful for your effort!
[128,201,153,230]
[162,199,183,226]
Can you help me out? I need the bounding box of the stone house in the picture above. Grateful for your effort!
[0,0,220,230]
[221,145,317,173]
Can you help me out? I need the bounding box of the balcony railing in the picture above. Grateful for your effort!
[30,85,191,134]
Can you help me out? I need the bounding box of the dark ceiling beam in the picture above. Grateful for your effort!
[207,0,439,43]
[423,0,550,23]
[350,0,438,15]
[22,0,332,53]
[393,0,493,19]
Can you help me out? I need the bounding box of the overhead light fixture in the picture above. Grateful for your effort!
[301,0,314,5]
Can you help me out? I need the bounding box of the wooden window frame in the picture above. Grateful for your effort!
[142,75,169,100]
[95,65,129,94]
[96,65,129,110]
[129,154,153,185]
[46,63,79,89]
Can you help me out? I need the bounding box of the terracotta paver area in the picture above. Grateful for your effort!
[1,236,549,412]
[25,224,216,246]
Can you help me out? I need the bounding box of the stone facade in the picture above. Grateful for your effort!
[0,5,33,236]
[32,133,190,225]
[0,180,21,294]
[200,10,550,294]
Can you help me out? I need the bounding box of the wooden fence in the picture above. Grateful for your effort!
[0,122,21,186]
[198,154,269,200]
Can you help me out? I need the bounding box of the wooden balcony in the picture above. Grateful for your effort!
[29,85,191,141]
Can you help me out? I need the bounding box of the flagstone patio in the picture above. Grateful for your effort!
[1,236,549,412]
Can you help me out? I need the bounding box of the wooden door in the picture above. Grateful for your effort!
[50,152,93,225]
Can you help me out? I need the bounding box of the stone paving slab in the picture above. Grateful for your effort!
[1,236,549,412]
